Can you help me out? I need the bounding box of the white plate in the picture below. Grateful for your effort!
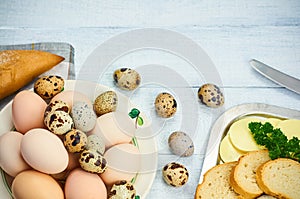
[0,80,157,199]
[199,103,300,183]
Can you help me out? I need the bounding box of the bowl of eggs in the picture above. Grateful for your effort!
[0,77,157,199]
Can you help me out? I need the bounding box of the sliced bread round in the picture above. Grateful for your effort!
[256,195,278,199]
[256,158,300,199]
[195,161,240,199]
[230,150,271,198]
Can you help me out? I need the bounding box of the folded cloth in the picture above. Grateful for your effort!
[0,42,75,110]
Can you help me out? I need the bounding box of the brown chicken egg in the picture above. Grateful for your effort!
[65,168,107,199]
[100,143,141,186]
[12,90,47,134]
[12,170,64,199]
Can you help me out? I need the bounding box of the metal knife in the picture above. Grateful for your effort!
[250,59,300,94]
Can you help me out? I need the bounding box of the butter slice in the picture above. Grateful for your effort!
[263,118,282,127]
[276,119,300,140]
[219,134,245,162]
[228,117,262,152]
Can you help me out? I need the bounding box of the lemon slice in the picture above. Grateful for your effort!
[228,117,262,152]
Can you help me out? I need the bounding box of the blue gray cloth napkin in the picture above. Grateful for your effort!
[0,42,75,110]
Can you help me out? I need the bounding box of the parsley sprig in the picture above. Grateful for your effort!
[248,122,300,162]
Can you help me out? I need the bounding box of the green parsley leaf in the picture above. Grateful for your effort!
[248,122,300,162]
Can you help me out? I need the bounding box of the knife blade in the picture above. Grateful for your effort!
[250,59,300,94]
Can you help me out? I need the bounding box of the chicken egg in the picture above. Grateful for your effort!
[65,168,107,199]
[100,143,140,186]
[0,131,31,177]
[12,170,64,199]
[12,90,47,134]
[20,128,69,174]
[88,111,135,149]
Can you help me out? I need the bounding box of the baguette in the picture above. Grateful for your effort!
[0,50,64,100]
[230,150,271,198]
[256,158,300,199]
[195,161,240,199]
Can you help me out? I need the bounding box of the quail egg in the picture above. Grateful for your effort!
[113,68,141,90]
[108,180,136,199]
[64,129,88,153]
[79,149,107,173]
[154,92,177,118]
[162,162,189,187]
[71,101,97,132]
[34,75,64,100]
[86,134,105,155]
[168,131,194,157]
[94,91,118,116]
[44,100,70,118]
[44,110,73,135]
[198,83,224,108]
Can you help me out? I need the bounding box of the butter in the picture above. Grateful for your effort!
[228,117,262,152]
[276,119,300,140]
[219,134,245,162]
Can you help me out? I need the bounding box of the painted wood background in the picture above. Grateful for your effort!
[1,0,300,198]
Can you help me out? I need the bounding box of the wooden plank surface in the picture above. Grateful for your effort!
[0,0,299,198]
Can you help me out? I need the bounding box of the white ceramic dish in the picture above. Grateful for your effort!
[199,103,300,183]
[0,80,157,199]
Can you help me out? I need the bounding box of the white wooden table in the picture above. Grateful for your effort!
[1,1,300,198]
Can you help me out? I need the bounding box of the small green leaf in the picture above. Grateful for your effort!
[132,136,139,148]
[61,87,64,92]
[129,108,140,119]
[137,116,144,126]
[135,195,140,199]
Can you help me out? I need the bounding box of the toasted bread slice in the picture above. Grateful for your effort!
[230,150,271,198]
[256,195,277,199]
[256,158,300,199]
[195,161,240,199]
[0,50,64,100]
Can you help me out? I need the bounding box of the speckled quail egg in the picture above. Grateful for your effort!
[108,180,136,199]
[198,83,224,108]
[64,129,88,153]
[154,92,177,118]
[113,68,141,90]
[71,101,97,132]
[44,110,73,135]
[168,131,194,157]
[162,162,189,187]
[94,91,118,116]
[34,75,64,100]
[44,100,70,118]
[79,149,107,173]
[86,134,105,155]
